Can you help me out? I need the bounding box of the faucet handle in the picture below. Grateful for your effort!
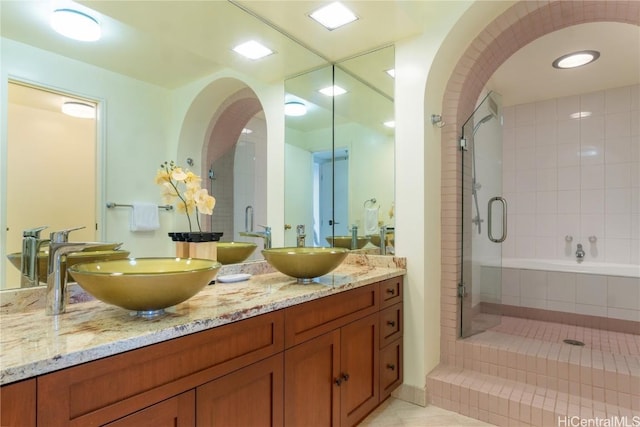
[258,224,271,232]
[50,226,85,243]
[296,225,305,235]
[23,225,48,238]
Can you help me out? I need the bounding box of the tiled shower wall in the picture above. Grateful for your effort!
[502,84,640,264]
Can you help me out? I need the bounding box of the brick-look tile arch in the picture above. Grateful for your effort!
[438,0,639,366]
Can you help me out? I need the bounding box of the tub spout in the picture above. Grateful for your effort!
[575,243,585,263]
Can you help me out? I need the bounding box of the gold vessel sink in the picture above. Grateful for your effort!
[7,244,129,284]
[262,247,348,283]
[216,242,257,264]
[68,258,221,317]
[326,236,370,249]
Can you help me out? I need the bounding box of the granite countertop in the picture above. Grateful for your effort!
[0,254,405,386]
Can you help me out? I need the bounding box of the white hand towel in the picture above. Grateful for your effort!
[130,202,160,231]
[363,207,379,235]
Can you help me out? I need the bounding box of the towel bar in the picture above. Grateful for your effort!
[106,202,173,211]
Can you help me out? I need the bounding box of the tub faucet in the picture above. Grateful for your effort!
[20,225,49,287]
[296,225,306,247]
[46,226,102,315]
[575,243,585,263]
[240,225,272,249]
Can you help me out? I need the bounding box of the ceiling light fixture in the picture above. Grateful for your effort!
[62,101,96,118]
[232,40,273,60]
[241,128,253,134]
[50,8,101,42]
[552,50,600,69]
[319,85,347,97]
[309,2,358,30]
[284,101,307,116]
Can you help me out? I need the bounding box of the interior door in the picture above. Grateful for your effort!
[318,153,348,246]
[460,91,504,338]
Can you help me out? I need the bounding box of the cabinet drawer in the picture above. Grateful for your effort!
[379,277,402,309]
[285,285,379,347]
[38,310,284,426]
[379,303,402,348]
[379,338,403,401]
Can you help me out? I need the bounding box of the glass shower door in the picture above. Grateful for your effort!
[460,92,505,338]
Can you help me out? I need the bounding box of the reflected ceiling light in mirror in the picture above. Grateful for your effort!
[50,8,101,42]
[386,69,395,78]
[232,40,273,60]
[319,85,347,96]
[309,2,358,30]
[241,128,253,134]
[569,111,592,119]
[383,121,395,128]
[284,101,307,116]
[552,50,600,69]
[62,101,96,118]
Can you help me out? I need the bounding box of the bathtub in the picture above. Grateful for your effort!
[501,258,639,278]
[478,258,640,330]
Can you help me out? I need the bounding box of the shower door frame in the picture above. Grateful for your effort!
[459,91,505,338]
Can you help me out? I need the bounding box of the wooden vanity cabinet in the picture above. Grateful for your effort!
[1,276,403,427]
[283,278,403,427]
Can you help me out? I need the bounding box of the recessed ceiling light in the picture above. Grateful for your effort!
[50,8,101,42]
[569,111,592,119]
[383,121,395,128]
[552,50,600,69]
[233,40,273,60]
[284,101,307,116]
[385,69,395,78]
[309,2,358,30]
[319,85,347,97]
[62,101,95,118]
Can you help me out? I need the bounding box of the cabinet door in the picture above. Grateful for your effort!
[284,330,341,427]
[197,354,283,427]
[340,313,379,427]
[379,338,403,401]
[104,391,194,427]
[0,379,36,427]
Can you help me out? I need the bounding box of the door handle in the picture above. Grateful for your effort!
[329,220,340,226]
[487,196,507,243]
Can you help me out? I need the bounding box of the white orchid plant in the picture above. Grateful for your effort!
[155,161,216,233]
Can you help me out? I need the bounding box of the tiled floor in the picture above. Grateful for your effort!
[359,397,493,426]
[488,316,640,356]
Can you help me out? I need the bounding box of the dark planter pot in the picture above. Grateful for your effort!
[168,232,223,242]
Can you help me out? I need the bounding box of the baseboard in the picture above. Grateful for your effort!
[391,382,427,407]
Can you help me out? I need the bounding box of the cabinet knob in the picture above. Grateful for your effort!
[334,373,350,386]
[386,320,396,327]
[386,364,396,371]
[334,377,343,386]
[386,288,395,295]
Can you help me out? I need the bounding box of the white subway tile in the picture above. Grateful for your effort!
[516,147,537,170]
[558,190,580,214]
[558,166,580,191]
[580,214,605,242]
[576,273,607,305]
[604,238,631,264]
[547,300,576,314]
[536,191,557,214]
[580,115,605,140]
[536,214,557,237]
[516,238,536,258]
[581,164,605,189]
[535,237,557,258]
[606,188,632,214]
[515,125,536,149]
[606,112,631,138]
[536,123,557,146]
[517,191,537,215]
[535,99,557,123]
[537,169,558,192]
[607,276,640,310]
[515,103,536,126]
[605,137,632,164]
[605,214,631,239]
[605,163,632,188]
[520,270,547,299]
[502,106,515,129]
[580,141,605,166]
[557,95,580,119]
[581,189,605,214]
[547,272,576,302]
[557,141,580,165]
[580,90,605,116]
[605,86,632,113]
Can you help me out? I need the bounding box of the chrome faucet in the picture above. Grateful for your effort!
[240,225,272,249]
[20,225,49,287]
[575,243,585,263]
[296,225,306,247]
[379,225,395,255]
[350,225,358,250]
[46,226,102,315]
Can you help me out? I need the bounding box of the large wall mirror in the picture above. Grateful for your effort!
[284,46,395,249]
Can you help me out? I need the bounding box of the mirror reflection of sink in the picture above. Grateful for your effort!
[6,244,129,284]
[262,247,348,283]
[68,258,221,317]
[325,236,370,249]
[216,242,257,265]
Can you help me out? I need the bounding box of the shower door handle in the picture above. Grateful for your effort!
[487,196,507,243]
